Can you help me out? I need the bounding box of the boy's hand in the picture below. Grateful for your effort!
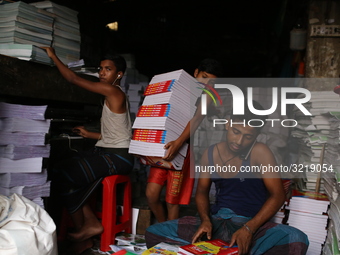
[163,139,183,161]
[191,220,212,243]
[40,47,56,58]
[229,227,253,255]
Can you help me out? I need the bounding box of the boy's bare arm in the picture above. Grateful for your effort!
[229,143,285,254]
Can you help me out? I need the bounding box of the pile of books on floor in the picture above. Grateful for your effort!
[286,190,330,255]
[129,69,204,170]
[0,102,51,208]
[140,239,238,255]
[321,111,340,255]
[0,1,54,65]
[291,90,340,192]
[30,0,81,64]
[108,233,147,254]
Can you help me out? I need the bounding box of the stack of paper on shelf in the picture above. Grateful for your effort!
[0,1,54,46]
[286,190,330,255]
[0,102,51,208]
[291,91,340,192]
[0,1,54,65]
[30,0,80,64]
[129,69,203,170]
[0,43,52,64]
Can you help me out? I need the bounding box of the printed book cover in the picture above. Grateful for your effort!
[141,242,179,255]
[178,239,238,255]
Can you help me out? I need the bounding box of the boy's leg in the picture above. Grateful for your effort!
[250,222,309,255]
[146,182,167,222]
[68,203,103,242]
[166,203,180,220]
[145,216,200,248]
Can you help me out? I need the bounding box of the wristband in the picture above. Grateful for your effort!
[243,224,255,234]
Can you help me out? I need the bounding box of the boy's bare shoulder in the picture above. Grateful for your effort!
[252,142,274,157]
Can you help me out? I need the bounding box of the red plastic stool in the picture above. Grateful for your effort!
[99,175,132,251]
[57,175,132,252]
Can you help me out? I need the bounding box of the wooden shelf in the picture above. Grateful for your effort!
[0,54,102,105]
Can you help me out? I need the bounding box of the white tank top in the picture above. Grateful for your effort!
[95,98,132,148]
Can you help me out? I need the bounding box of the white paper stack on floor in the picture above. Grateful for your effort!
[0,102,51,208]
[286,190,330,255]
[30,0,80,65]
[321,111,340,255]
[129,69,203,170]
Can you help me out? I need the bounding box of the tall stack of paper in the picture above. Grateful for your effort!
[0,1,54,65]
[291,91,340,192]
[0,43,52,64]
[286,190,330,255]
[0,1,54,46]
[127,83,146,116]
[0,102,51,208]
[321,111,340,255]
[30,0,80,65]
[129,69,204,170]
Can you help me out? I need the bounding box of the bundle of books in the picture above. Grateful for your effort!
[30,0,81,65]
[127,82,147,117]
[321,111,340,255]
[291,90,340,192]
[286,190,330,255]
[0,102,51,208]
[0,1,54,65]
[129,69,204,170]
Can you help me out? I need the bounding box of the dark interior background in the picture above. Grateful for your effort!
[23,0,309,78]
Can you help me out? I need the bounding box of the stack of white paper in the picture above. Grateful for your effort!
[291,91,340,192]
[320,111,340,255]
[129,69,203,170]
[286,191,330,255]
[0,102,51,208]
[30,0,80,64]
[0,1,54,47]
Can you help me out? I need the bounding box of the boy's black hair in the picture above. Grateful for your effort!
[230,100,268,130]
[197,58,224,77]
[101,53,127,73]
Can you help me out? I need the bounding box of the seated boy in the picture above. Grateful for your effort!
[145,101,309,255]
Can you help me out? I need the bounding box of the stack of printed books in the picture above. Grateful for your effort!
[0,1,54,65]
[129,69,204,170]
[286,190,330,255]
[0,102,51,208]
[30,0,81,64]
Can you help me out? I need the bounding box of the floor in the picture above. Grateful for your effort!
[57,195,197,255]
